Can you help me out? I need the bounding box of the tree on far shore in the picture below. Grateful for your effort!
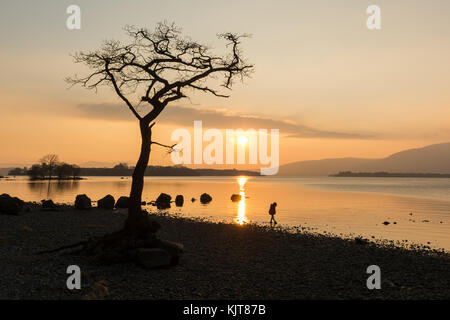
[66,21,253,259]
[9,155,82,180]
[39,154,59,180]
[113,163,130,170]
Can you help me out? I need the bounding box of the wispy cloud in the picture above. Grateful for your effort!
[74,103,377,139]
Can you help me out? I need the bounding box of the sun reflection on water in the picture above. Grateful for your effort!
[235,177,248,225]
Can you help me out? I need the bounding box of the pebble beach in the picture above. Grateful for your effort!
[0,204,449,300]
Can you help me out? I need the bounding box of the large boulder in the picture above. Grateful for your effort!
[12,196,25,209]
[0,194,23,215]
[231,194,242,202]
[133,248,171,269]
[75,194,91,210]
[158,240,184,265]
[156,193,171,210]
[200,193,212,204]
[115,196,129,209]
[148,220,162,233]
[175,195,184,207]
[98,194,115,210]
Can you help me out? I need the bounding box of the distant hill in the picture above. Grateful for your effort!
[331,171,450,178]
[278,142,450,176]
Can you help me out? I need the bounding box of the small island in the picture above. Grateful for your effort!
[8,155,83,181]
[330,171,450,178]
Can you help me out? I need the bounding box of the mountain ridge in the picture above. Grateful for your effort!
[278,142,450,176]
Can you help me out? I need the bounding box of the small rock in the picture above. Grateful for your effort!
[382,221,390,225]
[97,195,115,210]
[20,225,33,232]
[156,193,171,209]
[115,196,129,209]
[75,194,91,210]
[191,198,196,202]
[200,193,212,204]
[230,194,242,202]
[354,237,367,245]
[41,199,56,209]
[134,248,171,269]
[175,195,184,207]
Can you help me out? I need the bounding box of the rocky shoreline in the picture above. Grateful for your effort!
[0,202,449,299]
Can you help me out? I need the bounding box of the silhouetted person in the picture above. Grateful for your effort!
[269,202,277,225]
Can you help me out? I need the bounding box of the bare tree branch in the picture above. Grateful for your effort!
[67,21,254,124]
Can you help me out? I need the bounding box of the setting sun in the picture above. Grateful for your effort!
[237,135,248,146]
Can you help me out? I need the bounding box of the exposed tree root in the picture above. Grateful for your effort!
[37,218,182,267]
[37,241,87,255]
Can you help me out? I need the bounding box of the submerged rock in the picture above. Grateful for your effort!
[156,193,171,210]
[0,193,23,215]
[200,193,212,204]
[175,195,184,207]
[230,194,242,202]
[115,196,129,209]
[98,195,115,210]
[75,194,92,210]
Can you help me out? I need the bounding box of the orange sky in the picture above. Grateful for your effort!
[1,0,449,168]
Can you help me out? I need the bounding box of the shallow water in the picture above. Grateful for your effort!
[1,176,449,250]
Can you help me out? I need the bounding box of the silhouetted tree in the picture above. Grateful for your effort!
[67,23,253,234]
[71,164,81,180]
[67,22,253,243]
[113,163,129,170]
[27,164,44,180]
[55,163,73,180]
[39,154,60,180]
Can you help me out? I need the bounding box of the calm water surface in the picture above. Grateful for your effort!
[1,176,449,250]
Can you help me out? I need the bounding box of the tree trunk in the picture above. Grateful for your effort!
[124,120,152,236]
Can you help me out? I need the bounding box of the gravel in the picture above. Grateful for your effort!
[0,206,449,299]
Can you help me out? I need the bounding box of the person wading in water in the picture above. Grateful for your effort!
[269,202,277,225]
